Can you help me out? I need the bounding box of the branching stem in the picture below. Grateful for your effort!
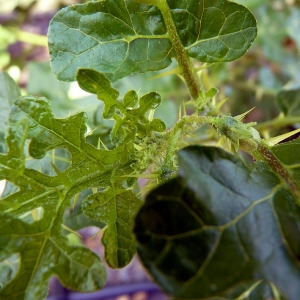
[170,115,300,201]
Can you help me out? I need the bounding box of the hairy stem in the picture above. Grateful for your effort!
[256,143,299,199]
[154,0,200,99]
[240,139,300,202]
[172,115,300,200]
[161,127,181,179]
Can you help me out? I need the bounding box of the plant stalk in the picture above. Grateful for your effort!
[255,115,300,131]
[256,143,300,200]
[161,128,181,178]
[173,114,300,201]
[239,139,300,202]
[154,0,200,99]
[7,27,48,47]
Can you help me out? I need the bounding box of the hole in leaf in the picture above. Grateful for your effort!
[0,253,20,289]
[0,180,19,198]
[19,207,44,224]
[25,148,71,176]
[0,180,6,197]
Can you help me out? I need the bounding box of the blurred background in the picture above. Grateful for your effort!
[1,0,300,299]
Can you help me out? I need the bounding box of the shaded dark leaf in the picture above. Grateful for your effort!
[135,146,300,299]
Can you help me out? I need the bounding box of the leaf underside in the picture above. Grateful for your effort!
[0,97,109,299]
[134,145,300,299]
[48,0,257,82]
[0,63,169,297]
[0,92,144,298]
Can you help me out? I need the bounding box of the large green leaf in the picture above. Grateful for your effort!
[167,0,257,62]
[134,146,300,299]
[0,215,106,300]
[48,0,171,82]
[0,95,138,299]
[48,0,257,82]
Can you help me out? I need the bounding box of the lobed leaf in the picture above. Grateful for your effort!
[134,146,300,299]
[83,189,142,268]
[0,95,139,299]
[0,215,106,300]
[48,0,257,82]
[63,190,106,231]
[77,68,166,144]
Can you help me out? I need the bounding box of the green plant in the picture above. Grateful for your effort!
[1,0,300,299]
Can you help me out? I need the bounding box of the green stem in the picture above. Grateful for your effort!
[173,115,300,200]
[7,27,48,47]
[255,115,300,131]
[158,115,215,178]
[153,0,200,99]
[239,137,300,201]
[228,80,277,97]
[161,128,181,179]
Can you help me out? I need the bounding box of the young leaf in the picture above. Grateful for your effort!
[134,146,300,299]
[48,0,257,82]
[76,68,166,144]
[76,69,120,119]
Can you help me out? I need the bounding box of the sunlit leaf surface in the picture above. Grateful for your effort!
[48,0,257,81]
[0,95,134,299]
